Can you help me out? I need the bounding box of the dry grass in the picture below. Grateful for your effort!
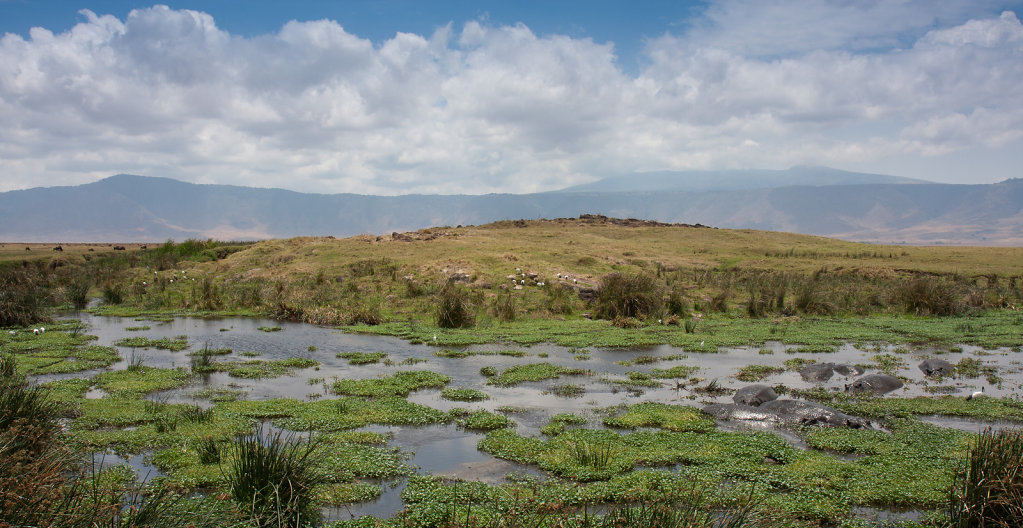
[206,218,1023,287]
[0,242,150,263]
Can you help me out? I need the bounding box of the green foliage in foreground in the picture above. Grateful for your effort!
[0,322,116,375]
[221,397,449,432]
[330,474,785,528]
[204,357,319,379]
[949,428,1023,527]
[486,362,592,387]
[451,408,513,431]
[114,335,189,351]
[602,402,715,432]
[795,390,1023,422]
[441,387,490,401]
[333,370,450,397]
[338,351,387,364]
[347,309,1023,349]
[476,407,981,522]
[91,367,192,396]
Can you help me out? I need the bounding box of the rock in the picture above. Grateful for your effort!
[832,364,865,377]
[919,359,955,378]
[733,385,779,407]
[846,374,903,395]
[449,273,471,284]
[760,400,871,429]
[800,363,835,383]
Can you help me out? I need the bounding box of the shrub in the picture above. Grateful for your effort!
[665,289,689,316]
[594,272,663,320]
[949,428,1023,527]
[894,276,966,316]
[63,278,91,309]
[228,428,323,528]
[102,282,124,305]
[436,283,475,329]
[0,267,49,326]
[542,284,574,315]
[489,290,516,322]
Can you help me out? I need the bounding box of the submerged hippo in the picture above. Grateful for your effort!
[846,374,903,395]
[705,400,870,429]
[799,363,835,382]
[832,364,864,377]
[733,384,779,407]
[759,400,871,429]
[919,358,955,378]
[704,403,781,423]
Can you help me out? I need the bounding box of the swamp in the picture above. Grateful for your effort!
[2,219,1023,527]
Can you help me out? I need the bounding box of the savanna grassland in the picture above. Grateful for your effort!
[3,216,1023,528]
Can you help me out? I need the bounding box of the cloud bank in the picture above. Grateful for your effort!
[1,2,1021,194]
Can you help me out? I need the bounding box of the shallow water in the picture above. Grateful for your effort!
[34,313,1023,520]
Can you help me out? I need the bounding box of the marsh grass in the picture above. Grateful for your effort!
[436,283,476,328]
[948,428,1023,527]
[566,439,616,470]
[594,272,663,320]
[441,387,490,401]
[195,437,221,464]
[189,344,216,373]
[181,404,215,423]
[488,362,591,387]
[337,351,387,365]
[226,428,324,528]
[126,350,146,372]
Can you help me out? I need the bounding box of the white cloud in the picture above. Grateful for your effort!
[0,2,1021,194]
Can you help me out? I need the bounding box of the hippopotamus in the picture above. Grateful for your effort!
[704,403,781,423]
[760,399,871,428]
[799,363,835,382]
[832,364,865,377]
[733,384,779,407]
[705,399,870,429]
[919,358,955,378]
[846,374,903,395]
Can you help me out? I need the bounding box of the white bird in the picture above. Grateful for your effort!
[142,281,147,286]
[557,273,562,278]
[967,387,985,400]
[169,279,174,283]
[520,280,525,285]
[573,279,578,284]
[515,268,521,272]
[700,341,705,346]
[39,327,44,333]
[33,328,40,335]
[433,335,437,342]
[8,330,15,336]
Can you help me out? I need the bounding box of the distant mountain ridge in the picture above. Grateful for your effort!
[555,166,927,193]
[1,170,1021,245]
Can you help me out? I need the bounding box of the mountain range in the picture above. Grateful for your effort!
[1,168,1021,245]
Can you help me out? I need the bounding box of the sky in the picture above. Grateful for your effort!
[1,1,1022,195]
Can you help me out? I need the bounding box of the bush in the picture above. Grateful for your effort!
[949,428,1023,527]
[894,276,966,316]
[542,284,574,315]
[228,428,323,528]
[102,282,124,305]
[0,267,49,326]
[436,283,475,329]
[489,290,516,322]
[63,279,91,310]
[594,272,663,320]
